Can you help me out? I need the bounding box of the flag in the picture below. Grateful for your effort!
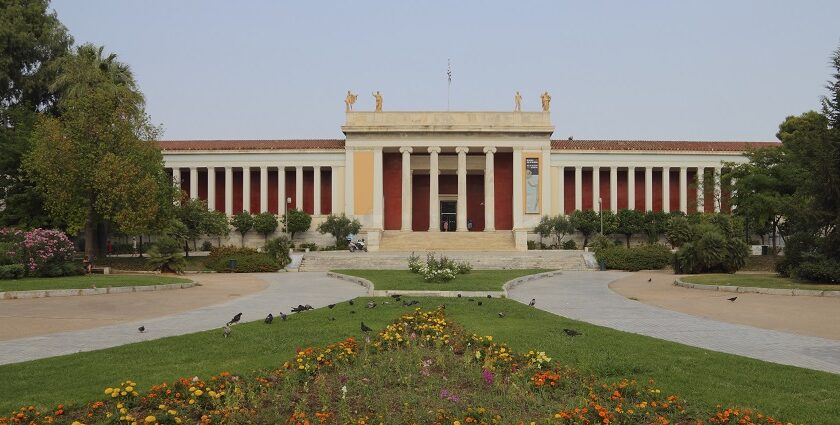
[447,59,452,84]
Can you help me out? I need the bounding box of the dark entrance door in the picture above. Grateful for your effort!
[440,200,456,231]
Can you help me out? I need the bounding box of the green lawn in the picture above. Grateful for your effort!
[0,298,836,423]
[100,256,209,271]
[0,274,191,292]
[332,269,551,291]
[682,273,838,291]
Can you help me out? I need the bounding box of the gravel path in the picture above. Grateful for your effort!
[507,271,840,374]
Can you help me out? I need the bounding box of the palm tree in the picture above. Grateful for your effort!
[51,44,143,108]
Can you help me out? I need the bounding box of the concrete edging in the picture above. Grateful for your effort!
[327,269,564,298]
[0,281,196,300]
[673,277,839,297]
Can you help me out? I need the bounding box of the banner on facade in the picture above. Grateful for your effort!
[525,157,540,213]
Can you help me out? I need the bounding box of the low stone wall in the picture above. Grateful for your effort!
[0,282,196,300]
[502,270,564,296]
[673,278,840,297]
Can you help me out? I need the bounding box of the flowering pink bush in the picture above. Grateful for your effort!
[0,228,77,277]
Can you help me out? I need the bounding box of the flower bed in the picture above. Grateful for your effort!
[1,309,796,425]
[408,252,472,282]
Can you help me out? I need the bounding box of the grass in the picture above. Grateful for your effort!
[682,273,838,291]
[332,269,551,291]
[0,298,837,423]
[0,275,191,292]
[100,256,209,271]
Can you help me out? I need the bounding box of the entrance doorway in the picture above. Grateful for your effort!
[440,200,456,231]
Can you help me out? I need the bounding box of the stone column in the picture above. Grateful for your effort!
[609,166,618,213]
[574,166,583,211]
[400,147,413,231]
[592,166,600,211]
[372,148,384,229]
[344,148,354,217]
[557,165,565,215]
[172,168,181,191]
[313,166,322,216]
[456,146,469,231]
[644,167,653,212]
[189,167,198,199]
[331,166,342,214]
[483,147,496,231]
[242,167,251,212]
[512,148,523,228]
[627,166,636,210]
[207,167,216,211]
[277,166,286,216]
[260,166,268,212]
[713,167,722,213]
[679,167,688,213]
[662,166,670,213]
[428,147,441,231]
[224,167,233,217]
[696,167,705,213]
[295,166,303,210]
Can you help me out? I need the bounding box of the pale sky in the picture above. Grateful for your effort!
[51,1,840,141]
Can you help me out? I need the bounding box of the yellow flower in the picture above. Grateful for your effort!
[194,390,203,396]
[144,416,156,424]
[104,388,114,395]
[158,405,166,410]
[453,421,461,425]
[125,386,134,392]
[175,418,182,424]
[168,410,177,415]
[71,421,86,425]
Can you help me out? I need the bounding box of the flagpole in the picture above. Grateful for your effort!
[447,58,451,111]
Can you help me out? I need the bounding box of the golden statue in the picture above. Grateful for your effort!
[514,91,522,112]
[540,91,551,112]
[344,90,357,112]
[372,91,383,112]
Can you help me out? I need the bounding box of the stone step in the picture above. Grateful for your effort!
[298,250,593,272]
[378,231,516,251]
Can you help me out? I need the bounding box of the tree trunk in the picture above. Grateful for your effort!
[138,235,144,258]
[84,208,96,258]
[625,234,631,248]
[184,240,190,257]
[772,217,780,254]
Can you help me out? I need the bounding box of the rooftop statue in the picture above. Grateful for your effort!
[541,91,551,112]
[514,91,522,112]
[372,91,383,112]
[344,90,358,112]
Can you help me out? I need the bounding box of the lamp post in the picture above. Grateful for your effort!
[285,197,291,239]
[598,197,603,234]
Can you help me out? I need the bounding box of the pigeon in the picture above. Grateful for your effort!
[497,312,505,318]
[727,297,738,302]
[360,322,373,333]
[264,314,273,324]
[304,304,313,311]
[349,300,355,306]
[328,304,336,309]
[223,325,231,338]
[138,326,145,333]
[477,301,483,306]
[366,301,377,309]
[350,310,356,314]
[563,328,582,337]
[328,317,336,321]
[291,305,307,313]
[528,298,536,307]
[227,313,242,326]
[487,295,492,299]
[279,312,287,321]
[648,278,652,282]
[390,294,401,299]
[457,294,462,298]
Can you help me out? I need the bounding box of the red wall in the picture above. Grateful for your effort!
[494,152,513,230]
[383,153,402,230]
[581,169,593,210]
[599,170,610,211]
[285,170,296,212]
[617,170,629,210]
[439,174,457,194]
[563,169,575,214]
[320,168,332,214]
[249,170,260,212]
[651,170,663,212]
[412,175,430,231]
[466,174,485,231]
[232,170,243,213]
[634,170,645,211]
[302,169,314,214]
[668,170,679,212]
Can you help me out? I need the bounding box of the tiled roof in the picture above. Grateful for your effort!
[157,139,345,151]
[550,139,780,152]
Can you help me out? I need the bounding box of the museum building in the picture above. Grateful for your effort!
[158,111,778,250]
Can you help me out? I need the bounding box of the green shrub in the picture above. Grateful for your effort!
[200,241,214,251]
[596,244,672,271]
[527,240,537,250]
[456,261,472,274]
[673,234,749,274]
[206,246,279,273]
[0,264,26,279]
[264,236,292,268]
[561,240,577,250]
[299,242,319,251]
[146,237,186,273]
[793,257,840,283]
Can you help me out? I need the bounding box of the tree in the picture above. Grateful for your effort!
[0,0,73,228]
[253,212,279,242]
[229,211,254,247]
[202,210,230,247]
[317,213,361,248]
[283,208,311,240]
[553,215,574,246]
[176,196,209,255]
[643,211,668,244]
[599,210,619,236]
[616,209,645,248]
[665,215,692,248]
[534,216,555,248]
[569,210,599,247]
[24,44,171,258]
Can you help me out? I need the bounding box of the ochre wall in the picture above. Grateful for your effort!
[411,174,430,231]
[494,152,513,230]
[466,174,485,231]
[383,152,402,230]
[353,151,374,215]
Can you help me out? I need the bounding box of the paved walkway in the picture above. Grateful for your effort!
[508,271,840,374]
[0,272,367,366]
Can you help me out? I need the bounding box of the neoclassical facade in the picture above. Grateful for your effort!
[159,111,777,250]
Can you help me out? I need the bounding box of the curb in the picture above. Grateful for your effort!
[673,278,839,297]
[502,270,564,297]
[0,282,196,300]
[326,271,374,295]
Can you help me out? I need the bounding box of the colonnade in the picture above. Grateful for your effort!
[168,166,335,217]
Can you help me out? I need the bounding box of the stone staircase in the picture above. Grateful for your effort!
[378,231,517,251]
[298,250,594,272]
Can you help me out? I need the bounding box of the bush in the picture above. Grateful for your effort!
[264,236,292,268]
[206,246,279,273]
[596,244,672,271]
[0,264,26,279]
[146,237,186,273]
[284,208,312,239]
[407,252,467,282]
[793,257,840,283]
[456,261,472,274]
[299,242,319,251]
[561,240,577,250]
[317,213,361,249]
[0,228,76,277]
[200,241,214,251]
[527,240,538,250]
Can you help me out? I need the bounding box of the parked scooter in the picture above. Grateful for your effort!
[349,239,367,252]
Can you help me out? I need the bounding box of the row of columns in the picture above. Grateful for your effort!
[172,166,333,217]
[562,165,723,214]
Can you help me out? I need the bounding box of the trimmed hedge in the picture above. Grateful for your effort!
[596,244,672,271]
[206,246,279,273]
[0,264,26,280]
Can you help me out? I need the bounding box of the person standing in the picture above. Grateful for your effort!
[132,236,138,256]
